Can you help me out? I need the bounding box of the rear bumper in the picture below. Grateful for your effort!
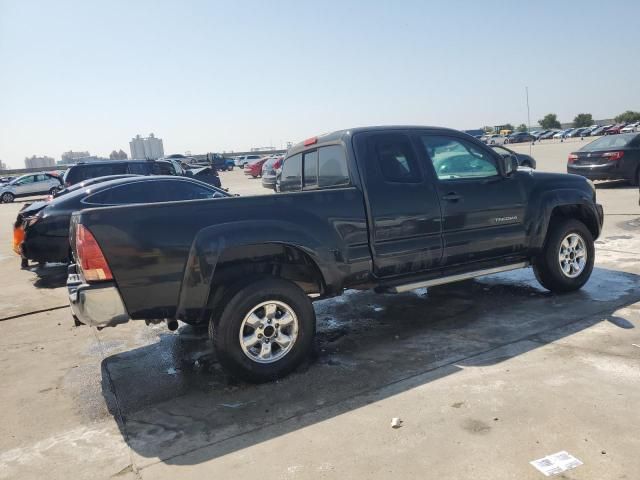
[567,162,628,181]
[261,176,277,188]
[67,265,129,328]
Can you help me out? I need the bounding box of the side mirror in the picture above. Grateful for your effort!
[500,155,519,176]
[185,170,194,177]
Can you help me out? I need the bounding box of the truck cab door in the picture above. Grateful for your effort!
[419,133,527,266]
[354,131,443,277]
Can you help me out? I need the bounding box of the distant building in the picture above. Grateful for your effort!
[61,150,90,163]
[25,155,55,168]
[57,155,107,166]
[129,133,164,160]
[109,149,128,160]
[59,150,108,165]
[0,159,6,170]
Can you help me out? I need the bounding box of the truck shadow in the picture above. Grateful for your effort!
[30,263,68,289]
[594,180,636,190]
[98,266,640,467]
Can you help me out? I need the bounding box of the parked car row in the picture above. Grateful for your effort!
[478,122,639,147]
[244,154,284,179]
[480,131,535,145]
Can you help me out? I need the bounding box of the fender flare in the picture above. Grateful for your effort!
[174,219,336,321]
[529,188,601,250]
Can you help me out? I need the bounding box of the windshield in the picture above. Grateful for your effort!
[580,134,636,151]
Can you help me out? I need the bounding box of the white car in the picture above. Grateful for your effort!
[620,122,639,133]
[485,134,507,145]
[234,154,263,167]
[0,173,62,203]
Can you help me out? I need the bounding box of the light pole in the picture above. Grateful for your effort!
[526,86,532,154]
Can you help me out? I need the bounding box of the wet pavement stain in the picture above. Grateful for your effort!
[462,418,492,435]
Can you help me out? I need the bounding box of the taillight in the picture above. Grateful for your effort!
[76,225,113,282]
[25,213,42,227]
[602,151,624,162]
[568,153,578,164]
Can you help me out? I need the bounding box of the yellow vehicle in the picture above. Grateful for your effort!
[499,129,512,136]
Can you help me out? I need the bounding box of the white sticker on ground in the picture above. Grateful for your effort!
[530,451,583,476]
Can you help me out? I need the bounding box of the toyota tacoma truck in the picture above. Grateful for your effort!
[67,126,603,382]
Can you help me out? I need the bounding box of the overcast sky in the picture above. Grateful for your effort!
[1,0,639,167]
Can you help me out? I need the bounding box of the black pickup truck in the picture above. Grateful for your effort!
[67,126,603,382]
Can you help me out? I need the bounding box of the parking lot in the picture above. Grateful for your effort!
[1,137,639,479]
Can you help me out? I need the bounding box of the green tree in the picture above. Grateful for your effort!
[503,123,515,132]
[516,123,528,132]
[614,110,640,123]
[483,126,495,134]
[538,113,561,130]
[573,113,593,128]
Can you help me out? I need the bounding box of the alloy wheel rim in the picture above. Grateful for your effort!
[239,300,299,364]
[558,233,587,278]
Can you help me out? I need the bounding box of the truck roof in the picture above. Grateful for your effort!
[287,125,464,156]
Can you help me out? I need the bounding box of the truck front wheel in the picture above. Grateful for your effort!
[210,277,316,382]
[533,219,594,293]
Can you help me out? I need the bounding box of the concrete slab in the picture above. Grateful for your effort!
[140,305,640,479]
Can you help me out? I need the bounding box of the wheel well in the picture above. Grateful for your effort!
[205,243,325,319]
[548,205,599,239]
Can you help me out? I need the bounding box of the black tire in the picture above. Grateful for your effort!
[631,167,640,187]
[1,192,14,203]
[48,187,59,195]
[533,219,594,293]
[210,277,316,382]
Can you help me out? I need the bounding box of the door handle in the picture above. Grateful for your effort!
[442,192,462,202]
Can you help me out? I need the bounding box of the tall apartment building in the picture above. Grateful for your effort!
[61,150,90,163]
[25,155,55,168]
[129,133,164,160]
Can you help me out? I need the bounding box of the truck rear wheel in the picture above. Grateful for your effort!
[533,219,594,293]
[210,277,316,382]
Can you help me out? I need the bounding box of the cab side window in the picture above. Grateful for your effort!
[303,150,318,188]
[318,145,349,187]
[17,176,35,184]
[152,162,176,175]
[280,154,302,192]
[128,163,152,175]
[372,134,422,183]
[421,135,498,180]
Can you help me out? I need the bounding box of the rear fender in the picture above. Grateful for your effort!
[175,220,333,321]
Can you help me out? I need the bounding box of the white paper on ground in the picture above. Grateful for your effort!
[530,451,583,476]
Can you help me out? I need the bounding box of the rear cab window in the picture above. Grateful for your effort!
[280,144,350,192]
